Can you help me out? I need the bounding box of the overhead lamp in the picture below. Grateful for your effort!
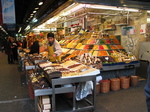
[147,18,150,22]
[33,28,51,31]
[18,27,22,33]
[35,7,39,10]
[38,1,43,6]
[147,11,150,13]
[32,18,38,23]
[47,17,59,24]
[25,25,30,31]
[31,13,34,15]
[33,11,36,13]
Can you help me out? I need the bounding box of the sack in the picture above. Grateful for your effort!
[76,81,93,101]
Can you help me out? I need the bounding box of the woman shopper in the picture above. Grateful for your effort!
[5,37,14,64]
[12,38,19,62]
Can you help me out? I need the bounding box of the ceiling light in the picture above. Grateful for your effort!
[31,13,34,15]
[18,27,22,33]
[38,1,43,6]
[33,28,50,31]
[33,11,36,13]
[25,25,30,31]
[147,18,150,22]
[32,18,38,23]
[35,7,39,10]
[123,5,127,7]
[85,4,139,12]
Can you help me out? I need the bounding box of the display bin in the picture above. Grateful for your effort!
[130,75,139,87]
[96,83,100,95]
[110,78,120,91]
[100,79,110,93]
[120,76,130,89]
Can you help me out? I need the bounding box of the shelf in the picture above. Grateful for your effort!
[93,23,102,25]
[115,23,128,26]
[103,28,116,31]
[87,19,94,22]
[94,49,124,51]
[101,62,140,71]
[34,86,75,96]
[62,47,125,51]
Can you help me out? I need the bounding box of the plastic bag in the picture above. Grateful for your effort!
[76,81,93,101]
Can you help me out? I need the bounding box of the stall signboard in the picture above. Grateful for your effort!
[140,24,146,34]
[1,0,16,24]
[122,26,135,35]
[5,23,15,31]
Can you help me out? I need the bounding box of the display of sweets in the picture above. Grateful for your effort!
[58,31,137,64]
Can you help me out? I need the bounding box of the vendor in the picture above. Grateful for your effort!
[47,32,62,62]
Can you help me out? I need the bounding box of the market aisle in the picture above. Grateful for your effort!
[0,52,34,112]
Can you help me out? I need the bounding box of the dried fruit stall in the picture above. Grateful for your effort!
[60,31,140,79]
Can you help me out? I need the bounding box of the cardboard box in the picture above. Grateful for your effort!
[41,95,51,104]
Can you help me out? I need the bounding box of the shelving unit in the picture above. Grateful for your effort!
[34,74,97,112]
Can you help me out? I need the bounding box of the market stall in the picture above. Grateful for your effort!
[18,47,100,112]
[26,57,100,112]
[22,1,150,112]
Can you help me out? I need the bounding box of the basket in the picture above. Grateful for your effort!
[110,78,120,91]
[120,76,130,89]
[96,83,100,95]
[100,79,110,93]
[130,75,139,87]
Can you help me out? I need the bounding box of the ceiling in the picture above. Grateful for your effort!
[15,0,30,25]
[14,0,46,34]
[13,0,68,35]
[4,0,150,36]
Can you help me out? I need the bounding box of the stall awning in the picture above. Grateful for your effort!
[74,0,150,10]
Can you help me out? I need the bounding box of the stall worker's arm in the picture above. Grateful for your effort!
[53,40,62,57]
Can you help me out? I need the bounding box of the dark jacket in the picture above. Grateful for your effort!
[29,41,40,54]
[5,40,13,55]
[22,40,27,48]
